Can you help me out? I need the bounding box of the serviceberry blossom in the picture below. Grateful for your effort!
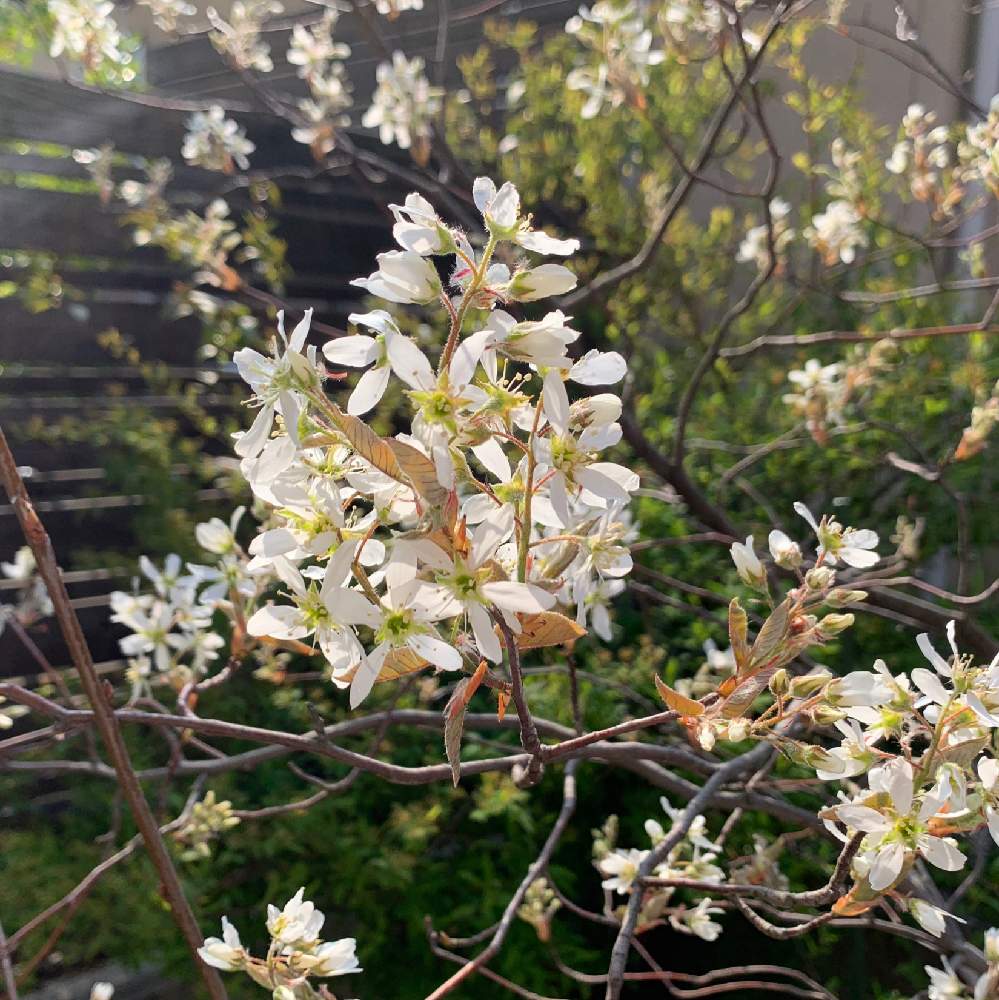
[361,51,442,158]
[565,1,664,120]
[200,888,360,993]
[804,199,867,265]
[182,106,255,173]
[207,0,282,74]
[958,93,999,197]
[136,0,195,32]
[48,0,131,75]
[737,198,794,272]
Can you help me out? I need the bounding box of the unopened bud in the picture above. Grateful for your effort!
[769,669,790,697]
[826,588,868,608]
[727,718,751,742]
[811,704,846,725]
[985,927,999,964]
[818,613,855,637]
[697,722,717,752]
[805,566,835,590]
[788,671,832,698]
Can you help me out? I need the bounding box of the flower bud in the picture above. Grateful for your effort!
[768,529,802,569]
[697,722,717,752]
[986,927,999,964]
[727,718,751,742]
[811,704,846,725]
[826,588,868,608]
[805,566,835,590]
[818,613,855,637]
[788,671,832,698]
[769,669,790,697]
[507,263,578,302]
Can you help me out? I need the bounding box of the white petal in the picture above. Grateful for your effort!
[407,633,463,670]
[469,601,502,662]
[543,371,571,435]
[246,604,307,639]
[793,501,820,534]
[325,587,381,628]
[387,332,434,390]
[911,668,949,705]
[569,350,627,386]
[235,403,274,458]
[347,365,391,417]
[471,504,515,566]
[482,581,556,613]
[350,642,387,708]
[869,842,905,891]
[471,438,512,482]
[840,546,880,568]
[920,835,966,873]
[323,335,379,367]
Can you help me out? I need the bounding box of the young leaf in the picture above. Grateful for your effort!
[750,598,791,667]
[444,678,471,787]
[513,612,586,650]
[728,597,750,672]
[654,675,705,717]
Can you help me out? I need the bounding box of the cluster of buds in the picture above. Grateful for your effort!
[516,878,562,941]
[805,140,868,266]
[200,888,361,996]
[172,790,241,861]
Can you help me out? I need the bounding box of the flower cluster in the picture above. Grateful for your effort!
[0,546,55,634]
[361,51,442,162]
[565,1,664,120]
[288,10,353,157]
[783,341,895,444]
[804,199,866,266]
[955,378,999,462]
[885,103,958,217]
[136,0,195,33]
[737,198,794,273]
[182,105,255,173]
[47,0,134,80]
[207,0,283,74]
[958,94,999,198]
[516,878,561,941]
[109,510,260,696]
[595,796,730,941]
[922,927,999,1000]
[199,888,361,995]
[213,177,635,708]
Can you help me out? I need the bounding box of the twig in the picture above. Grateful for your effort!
[0,426,228,1000]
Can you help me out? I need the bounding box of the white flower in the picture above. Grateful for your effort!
[207,0,282,73]
[307,937,362,976]
[347,582,464,708]
[506,262,579,301]
[767,529,802,569]
[350,250,442,305]
[671,898,724,942]
[196,507,244,555]
[267,887,325,947]
[199,915,246,970]
[835,759,966,891]
[908,898,962,938]
[233,310,318,459]
[409,505,556,662]
[794,502,879,568]
[245,543,378,675]
[598,848,649,894]
[804,199,868,265]
[361,51,441,152]
[730,535,765,588]
[89,984,115,1000]
[472,177,580,255]
[182,106,255,173]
